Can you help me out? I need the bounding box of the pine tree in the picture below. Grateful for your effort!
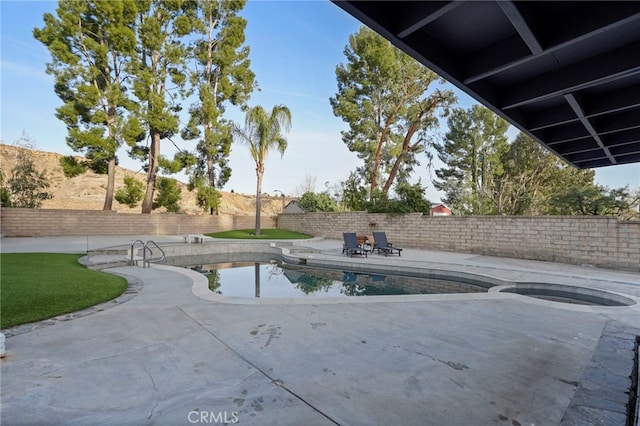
[34,0,142,211]
[434,105,509,214]
[182,0,255,215]
[130,0,197,213]
[331,26,455,200]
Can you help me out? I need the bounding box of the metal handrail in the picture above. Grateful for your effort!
[130,240,146,266]
[142,240,165,268]
[130,240,165,268]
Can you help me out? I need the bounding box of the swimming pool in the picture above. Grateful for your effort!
[186,260,493,298]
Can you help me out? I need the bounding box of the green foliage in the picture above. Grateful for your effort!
[34,0,140,210]
[158,151,198,174]
[34,1,257,214]
[434,125,624,216]
[129,1,196,213]
[195,185,222,215]
[59,156,88,178]
[183,0,255,196]
[114,175,144,208]
[394,182,432,214]
[549,184,634,217]
[0,167,10,207]
[298,191,338,212]
[6,147,53,208]
[339,172,369,211]
[0,253,127,329]
[495,133,594,215]
[331,26,455,200]
[233,104,292,235]
[152,177,182,213]
[365,182,431,215]
[434,105,510,214]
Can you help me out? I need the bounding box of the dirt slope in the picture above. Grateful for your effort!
[0,144,289,216]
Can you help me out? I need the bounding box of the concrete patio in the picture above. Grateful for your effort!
[1,235,638,425]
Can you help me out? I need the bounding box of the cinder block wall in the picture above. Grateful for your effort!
[277,212,640,271]
[0,208,276,237]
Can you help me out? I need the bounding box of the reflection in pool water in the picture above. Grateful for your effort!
[188,261,491,298]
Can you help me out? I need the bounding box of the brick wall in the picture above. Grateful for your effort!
[277,212,640,271]
[0,208,276,237]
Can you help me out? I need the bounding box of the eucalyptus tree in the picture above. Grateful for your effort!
[233,105,292,235]
[434,105,509,214]
[130,0,198,213]
[496,132,594,215]
[34,0,141,210]
[182,0,256,215]
[330,26,455,201]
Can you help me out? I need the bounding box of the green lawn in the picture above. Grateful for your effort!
[206,228,313,239]
[0,253,128,329]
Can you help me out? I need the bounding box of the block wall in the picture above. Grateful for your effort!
[0,208,275,237]
[277,212,640,271]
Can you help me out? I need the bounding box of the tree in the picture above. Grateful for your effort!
[298,191,338,212]
[434,105,509,214]
[0,167,10,207]
[330,26,455,200]
[294,174,317,196]
[233,105,292,235]
[5,145,53,208]
[193,183,222,214]
[340,171,368,211]
[129,0,197,213]
[182,0,255,215]
[59,156,88,178]
[494,133,594,215]
[549,184,634,217]
[114,175,145,208]
[152,177,182,213]
[34,0,142,211]
[366,182,431,215]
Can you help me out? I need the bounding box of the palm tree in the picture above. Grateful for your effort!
[234,105,292,235]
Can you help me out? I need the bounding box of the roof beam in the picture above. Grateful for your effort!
[464,7,640,84]
[564,94,616,164]
[497,1,542,54]
[586,83,640,117]
[553,137,601,155]
[396,2,461,39]
[501,41,640,109]
[602,128,640,147]
[525,83,640,131]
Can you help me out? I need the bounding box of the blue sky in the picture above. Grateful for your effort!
[1,0,638,201]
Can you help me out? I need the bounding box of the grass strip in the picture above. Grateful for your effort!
[1,253,127,329]
[206,229,313,239]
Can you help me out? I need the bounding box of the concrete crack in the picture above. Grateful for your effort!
[177,307,341,425]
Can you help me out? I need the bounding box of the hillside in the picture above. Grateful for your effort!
[0,144,290,216]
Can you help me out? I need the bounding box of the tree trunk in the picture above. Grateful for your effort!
[207,154,215,215]
[141,131,160,214]
[102,157,116,211]
[382,118,422,194]
[254,164,263,235]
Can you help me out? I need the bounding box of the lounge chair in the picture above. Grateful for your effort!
[372,231,403,256]
[343,232,368,257]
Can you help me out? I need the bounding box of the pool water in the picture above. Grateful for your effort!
[188,261,491,298]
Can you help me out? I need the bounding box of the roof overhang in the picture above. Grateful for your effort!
[332,1,640,169]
